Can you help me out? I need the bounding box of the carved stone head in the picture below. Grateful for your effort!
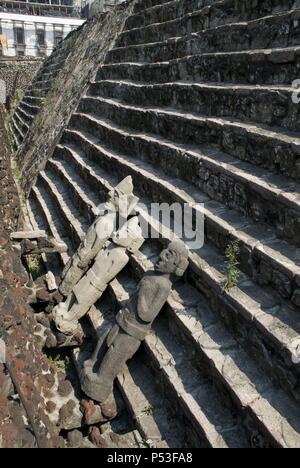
[155,240,189,277]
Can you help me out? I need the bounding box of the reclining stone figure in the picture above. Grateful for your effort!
[59,176,138,298]
[80,240,189,414]
[52,216,144,337]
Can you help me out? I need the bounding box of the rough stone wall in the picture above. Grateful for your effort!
[17,0,135,194]
[0,105,62,448]
[0,60,42,107]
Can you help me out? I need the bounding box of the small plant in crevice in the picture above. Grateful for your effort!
[139,438,151,448]
[223,240,240,291]
[26,254,44,280]
[47,352,71,371]
[143,404,154,416]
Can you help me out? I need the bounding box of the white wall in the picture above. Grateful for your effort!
[0,12,84,57]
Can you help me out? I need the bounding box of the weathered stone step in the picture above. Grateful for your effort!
[46,159,99,225]
[89,79,300,133]
[120,357,186,448]
[119,0,244,48]
[18,105,35,123]
[127,243,300,448]
[11,126,21,148]
[26,193,68,275]
[47,138,300,401]
[12,116,25,141]
[30,185,73,263]
[70,110,300,250]
[37,171,87,248]
[97,46,300,86]
[23,95,45,104]
[130,0,300,30]
[20,100,40,114]
[134,0,179,14]
[67,94,300,184]
[106,11,300,63]
[14,111,29,133]
[105,274,250,448]
[86,297,188,448]
[120,0,300,49]
[129,0,227,30]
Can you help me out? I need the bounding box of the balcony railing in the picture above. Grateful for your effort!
[0,0,83,17]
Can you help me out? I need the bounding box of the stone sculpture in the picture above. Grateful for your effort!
[80,240,189,412]
[59,176,138,298]
[52,216,144,337]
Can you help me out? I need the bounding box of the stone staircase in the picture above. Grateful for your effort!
[11,40,71,149]
[26,0,300,447]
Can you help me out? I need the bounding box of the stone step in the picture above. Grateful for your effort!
[30,185,73,264]
[134,0,178,14]
[23,95,45,105]
[17,105,35,123]
[26,193,66,276]
[89,79,300,133]
[20,100,40,114]
[98,274,250,448]
[11,126,21,148]
[46,159,99,225]
[118,0,243,48]
[129,0,227,29]
[126,243,300,448]
[70,110,300,250]
[97,46,300,86]
[120,357,186,448]
[130,0,300,30]
[11,116,25,141]
[11,125,21,148]
[14,111,29,133]
[46,139,300,401]
[86,297,189,448]
[37,170,87,248]
[79,93,300,184]
[119,0,300,48]
[106,10,300,63]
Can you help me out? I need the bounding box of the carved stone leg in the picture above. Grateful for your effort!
[59,254,88,297]
[53,246,129,335]
[80,332,141,403]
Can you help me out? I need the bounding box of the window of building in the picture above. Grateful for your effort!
[54,27,63,46]
[15,25,25,45]
[36,27,45,47]
[35,24,46,56]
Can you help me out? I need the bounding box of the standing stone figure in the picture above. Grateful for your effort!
[53,216,144,336]
[80,240,189,411]
[59,176,139,298]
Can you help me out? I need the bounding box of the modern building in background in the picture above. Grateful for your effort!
[0,0,85,57]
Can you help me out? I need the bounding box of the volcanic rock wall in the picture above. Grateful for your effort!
[0,105,62,448]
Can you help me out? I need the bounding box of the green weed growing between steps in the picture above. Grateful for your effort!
[223,241,240,291]
[26,254,44,280]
